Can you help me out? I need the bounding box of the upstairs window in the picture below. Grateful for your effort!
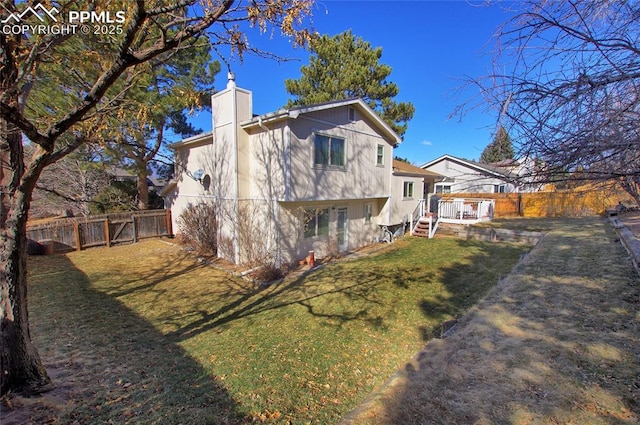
[314,134,345,167]
[348,107,356,122]
[494,184,506,193]
[376,144,384,166]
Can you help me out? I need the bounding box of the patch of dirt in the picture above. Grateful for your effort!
[1,365,76,425]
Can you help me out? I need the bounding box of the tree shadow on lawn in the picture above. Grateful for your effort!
[165,263,426,342]
[159,237,521,344]
[10,254,248,425]
[360,218,640,424]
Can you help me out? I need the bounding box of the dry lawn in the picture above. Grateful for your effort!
[342,217,640,424]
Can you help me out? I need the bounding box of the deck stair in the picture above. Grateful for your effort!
[412,213,439,238]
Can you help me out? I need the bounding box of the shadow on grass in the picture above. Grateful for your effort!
[157,238,523,344]
[26,254,248,424]
[361,218,640,424]
[164,264,408,341]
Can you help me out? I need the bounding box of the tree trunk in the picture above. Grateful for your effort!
[0,196,51,395]
[1,29,50,395]
[136,162,149,210]
[1,131,51,396]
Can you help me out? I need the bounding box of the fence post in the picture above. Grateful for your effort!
[73,220,81,251]
[518,193,523,217]
[104,218,110,248]
[165,208,173,236]
[132,214,138,243]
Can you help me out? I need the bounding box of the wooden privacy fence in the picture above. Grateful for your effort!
[27,209,173,254]
[444,187,630,218]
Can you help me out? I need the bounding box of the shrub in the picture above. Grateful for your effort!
[251,264,284,284]
[177,202,217,255]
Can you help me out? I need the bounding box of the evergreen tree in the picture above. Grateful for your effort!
[480,126,515,163]
[285,30,414,137]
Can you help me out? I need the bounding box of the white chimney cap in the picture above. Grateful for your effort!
[227,72,236,88]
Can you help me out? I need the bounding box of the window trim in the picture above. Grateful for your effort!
[364,202,373,224]
[403,181,415,199]
[376,144,384,167]
[494,184,506,193]
[313,133,346,169]
[303,207,330,238]
[435,184,452,194]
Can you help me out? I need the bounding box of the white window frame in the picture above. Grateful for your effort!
[313,133,346,168]
[436,184,451,194]
[403,181,414,199]
[303,207,330,238]
[364,202,373,224]
[376,144,384,166]
[494,184,506,193]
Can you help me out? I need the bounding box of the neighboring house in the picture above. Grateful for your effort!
[490,157,547,192]
[163,74,408,266]
[420,154,521,194]
[390,159,443,226]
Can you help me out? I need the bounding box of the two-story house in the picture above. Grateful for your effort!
[162,75,404,266]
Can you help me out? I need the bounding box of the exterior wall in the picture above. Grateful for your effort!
[277,198,383,263]
[166,137,216,233]
[389,175,424,226]
[244,122,288,201]
[285,108,393,201]
[424,159,516,193]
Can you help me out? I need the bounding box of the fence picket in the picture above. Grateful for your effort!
[27,210,172,254]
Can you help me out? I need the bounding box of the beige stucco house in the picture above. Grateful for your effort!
[162,75,423,266]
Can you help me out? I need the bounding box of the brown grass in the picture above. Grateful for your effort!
[2,235,527,424]
[341,217,640,424]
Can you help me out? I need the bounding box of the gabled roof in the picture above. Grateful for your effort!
[393,159,443,179]
[420,154,518,180]
[241,98,402,146]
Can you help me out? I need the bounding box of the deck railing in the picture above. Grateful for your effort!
[409,199,426,236]
[437,198,494,224]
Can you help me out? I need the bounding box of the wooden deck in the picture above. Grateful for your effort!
[410,198,495,238]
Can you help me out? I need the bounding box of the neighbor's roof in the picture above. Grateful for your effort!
[241,98,402,146]
[420,154,518,179]
[393,159,444,179]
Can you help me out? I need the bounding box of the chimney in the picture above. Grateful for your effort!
[227,71,236,89]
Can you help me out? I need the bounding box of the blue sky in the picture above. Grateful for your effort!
[187,0,516,165]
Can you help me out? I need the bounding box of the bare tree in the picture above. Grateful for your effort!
[32,144,111,218]
[469,0,640,204]
[0,0,314,396]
